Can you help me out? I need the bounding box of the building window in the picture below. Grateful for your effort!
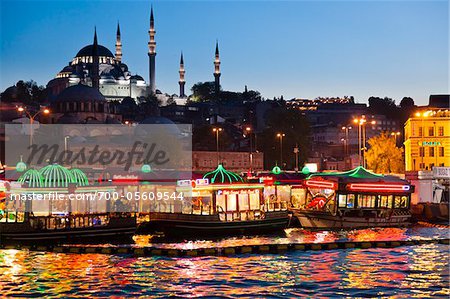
[428,127,434,137]
[419,147,425,157]
[418,127,423,137]
[429,147,435,157]
[438,126,444,136]
[419,163,425,169]
[439,147,444,157]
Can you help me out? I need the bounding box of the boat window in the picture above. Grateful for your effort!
[291,188,306,209]
[347,194,355,208]
[238,193,249,211]
[216,194,226,213]
[338,194,347,208]
[394,196,408,208]
[358,194,376,208]
[249,193,260,210]
[227,193,237,212]
[378,195,389,208]
[264,186,276,212]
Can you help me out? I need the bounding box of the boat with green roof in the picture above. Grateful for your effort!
[136,164,289,238]
[289,166,414,229]
[0,164,136,244]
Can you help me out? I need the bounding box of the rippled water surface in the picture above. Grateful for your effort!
[1,227,449,298]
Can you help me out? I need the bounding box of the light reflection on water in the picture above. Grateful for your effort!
[0,227,449,298]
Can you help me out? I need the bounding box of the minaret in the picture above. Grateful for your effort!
[214,40,221,96]
[179,52,186,98]
[92,27,100,90]
[115,22,122,63]
[148,6,156,95]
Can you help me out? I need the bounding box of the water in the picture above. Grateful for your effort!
[1,226,449,298]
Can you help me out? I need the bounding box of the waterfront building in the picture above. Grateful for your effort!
[404,108,450,171]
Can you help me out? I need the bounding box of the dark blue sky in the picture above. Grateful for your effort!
[1,0,448,105]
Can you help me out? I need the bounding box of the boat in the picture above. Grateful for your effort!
[136,164,289,238]
[289,166,414,229]
[0,164,137,244]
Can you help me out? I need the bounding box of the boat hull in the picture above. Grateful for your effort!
[291,210,411,229]
[0,217,137,245]
[136,211,289,238]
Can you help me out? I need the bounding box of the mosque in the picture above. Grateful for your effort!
[46,7,222,104]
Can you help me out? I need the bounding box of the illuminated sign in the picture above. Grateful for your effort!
[347,183,410,192]
[419,141,441,146]
[259,176,274,184]
[177,179,210,187]
[305,180,336,190]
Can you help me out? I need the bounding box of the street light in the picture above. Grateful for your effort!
[17,106,50,147]
[353,117,375,167]
[212,127,223,165]
[277,133,285,168]
[245,126,253,172]
[390,131,401,145]
[341,126,352,156]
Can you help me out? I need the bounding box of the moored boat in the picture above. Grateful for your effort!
[290,166,414,229]
[136,164,289,238]
[0,165,137,244]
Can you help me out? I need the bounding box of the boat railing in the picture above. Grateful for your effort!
[218,208,267,222]
[264,201,288,212]
[28,214,112,230]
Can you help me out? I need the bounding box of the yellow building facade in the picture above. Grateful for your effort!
[404,109,450,171]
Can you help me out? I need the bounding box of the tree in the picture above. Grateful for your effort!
[365,133,404,174]
[191,82,216,102]
[368,96,400,119]
[137,95,161,117]
[400,97,414,109]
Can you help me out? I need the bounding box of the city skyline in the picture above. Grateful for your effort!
[1,0,448,105]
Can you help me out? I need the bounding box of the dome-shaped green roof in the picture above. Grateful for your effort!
[70,168,89,187]
[203,164,243,184]
[18,169,43,188]
[39,164,75,188]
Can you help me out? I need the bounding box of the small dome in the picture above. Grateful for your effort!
[140,117,175,125]
[56,114,82,124]
[130,75,144,81]
[39,164,75,188]
[76,44,114,58]
[70,168,89,187]
[56,84,106,102]
[18,169,43,188]
[105,117,122,124]
[203,164,243,184]
[60,66,74,73]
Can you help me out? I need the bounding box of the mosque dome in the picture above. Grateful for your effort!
[76,44,114,58]
[56,84,106,102]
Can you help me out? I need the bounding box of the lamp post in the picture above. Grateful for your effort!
[17,106,50,147]
[212,127,223,165]
[390,131,401,145]
[245,126,253,172]
[341,126,352,156]
[353,117,375,167]
[353,118,364,166]
[277,133,285,168]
